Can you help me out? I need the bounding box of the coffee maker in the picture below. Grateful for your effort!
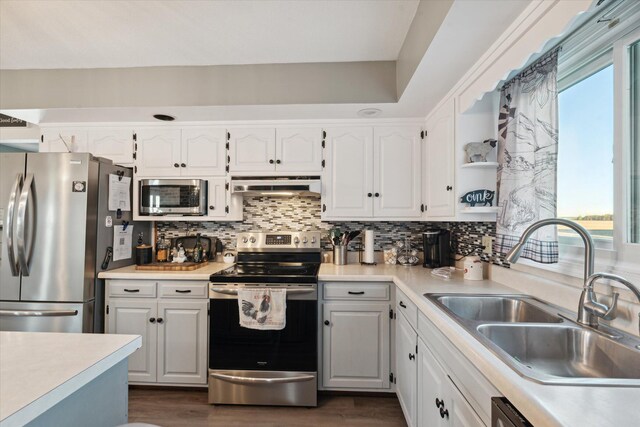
[422,229,451,268]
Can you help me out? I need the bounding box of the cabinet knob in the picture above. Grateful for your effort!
[181,163,186,168]
[408,353,415,360]
[269,159,275,164]
[399,301,407,308]
[374,193,380,197]
[149,317,156,323]
[439,407,449,419]
[446,185,453,191]
[435,398,444,408]
[324,320,330,326]
[174,163,179,168]
[157,318,164,324]
[276,159,281,164]
[209,205,215,210]
[367,193,373,197]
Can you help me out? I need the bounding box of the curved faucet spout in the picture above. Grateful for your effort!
[504,218,596,326]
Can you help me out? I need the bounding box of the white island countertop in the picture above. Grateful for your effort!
[319,263,640,427]
[0,332,141,427]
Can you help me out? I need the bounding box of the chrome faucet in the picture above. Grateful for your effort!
[585,272,640,335]
[504,218,598,327]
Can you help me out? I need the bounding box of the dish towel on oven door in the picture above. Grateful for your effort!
[238,288,286,330]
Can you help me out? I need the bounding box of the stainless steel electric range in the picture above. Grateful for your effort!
[208,231,321,407]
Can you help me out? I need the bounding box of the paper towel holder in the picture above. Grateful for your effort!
[359,246,377,266]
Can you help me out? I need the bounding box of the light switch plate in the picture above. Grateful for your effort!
[482,236,494,255]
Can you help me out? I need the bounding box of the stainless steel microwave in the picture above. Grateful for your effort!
[139,179,207,216]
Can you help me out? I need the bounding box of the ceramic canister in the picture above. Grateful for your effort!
[463,255,484,280]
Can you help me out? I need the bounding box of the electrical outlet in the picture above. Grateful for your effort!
[482,236,494,255]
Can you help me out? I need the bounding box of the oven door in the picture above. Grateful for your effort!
[139,179,207,215]
[209,286,317,372]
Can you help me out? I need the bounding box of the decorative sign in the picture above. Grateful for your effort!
[460,189,495,207]
[0,114,27,127]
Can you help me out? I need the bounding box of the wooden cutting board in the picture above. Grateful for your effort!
[135,262,208,271]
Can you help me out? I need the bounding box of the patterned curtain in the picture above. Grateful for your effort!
[494,49,560,263]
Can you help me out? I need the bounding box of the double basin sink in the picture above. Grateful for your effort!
[425,294,640,386]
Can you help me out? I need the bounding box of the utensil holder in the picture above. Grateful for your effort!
[333,245,347,265]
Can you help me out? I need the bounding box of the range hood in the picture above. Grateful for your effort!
[231,176,321,196]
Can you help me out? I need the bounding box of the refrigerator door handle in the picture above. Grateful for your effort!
[0,309,79,317]
[16,173,36,277]
[5,173,22,276]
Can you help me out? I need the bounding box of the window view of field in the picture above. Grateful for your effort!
[557,65,614,249]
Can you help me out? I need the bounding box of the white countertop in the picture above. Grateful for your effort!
[319,264,640,427]
[98,262,230,280]
[0,332,141,427]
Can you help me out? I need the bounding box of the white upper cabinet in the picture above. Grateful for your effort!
[374,126,422,217]
[324,125,422,220]
[424,98,455,218]
[228,128,276,173]
[136,128,226,177]
[275,127,323,173]
[323,127,374,218]
[41,128,88,153]
[135,129,182,177]
[181,128,227,177]
[207,178,228,218]
[88,128,134,165]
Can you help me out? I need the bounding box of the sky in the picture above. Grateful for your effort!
[557,65,614,218]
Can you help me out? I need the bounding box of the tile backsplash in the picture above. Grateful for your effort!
[157,196,509,266]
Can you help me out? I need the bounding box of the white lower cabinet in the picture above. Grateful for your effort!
[396,310,418,427]
[106,280,209,385]
[320,282,391,391]
[322,302,390,389]
[418,338,484,427]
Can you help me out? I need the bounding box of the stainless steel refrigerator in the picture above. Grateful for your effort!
[0,152,147,333]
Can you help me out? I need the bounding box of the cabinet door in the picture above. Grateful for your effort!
[181,127,227,176]
[157,300,208,384]
[447,377,485,427]
[207,178,228,218]
[418,338,448,427]
[41,128,88,153]
[275,127,323,172]
[424,98,455,218]
[228,128,276,172]
[396,311,418,427]
[322,302,390,389]
[323,127,373,218]
[88,128,134,165]
[373,126,422,217]
[135,129,182,177]
[107,299,157,383]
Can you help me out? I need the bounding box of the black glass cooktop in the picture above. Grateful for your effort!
[210,262,320,284]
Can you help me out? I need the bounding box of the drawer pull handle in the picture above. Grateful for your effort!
[124,288,140,293]
[348,291,365,295]
[175,289,192,294]
[399,301,407,308]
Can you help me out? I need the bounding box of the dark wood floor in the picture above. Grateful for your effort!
[128,388,407,427]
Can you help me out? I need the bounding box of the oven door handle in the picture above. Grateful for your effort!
[209,372,315,385]
[209,288,314,296]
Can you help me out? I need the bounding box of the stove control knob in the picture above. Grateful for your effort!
[249,236,256,244]
[242,237,248,244]
[294,237,300,245]
[302,237,308,244]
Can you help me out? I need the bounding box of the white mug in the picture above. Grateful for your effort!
[463,256,484,280]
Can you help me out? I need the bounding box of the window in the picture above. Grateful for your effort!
[558,65,614,250]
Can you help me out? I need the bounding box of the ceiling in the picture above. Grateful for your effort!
[0,0,419,70]
[0,0,531,123]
